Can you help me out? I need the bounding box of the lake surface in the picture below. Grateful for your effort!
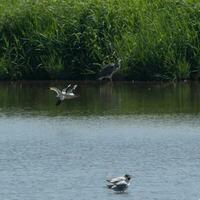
[0,81,200,200]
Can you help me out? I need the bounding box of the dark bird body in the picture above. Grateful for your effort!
[98,59,121,81]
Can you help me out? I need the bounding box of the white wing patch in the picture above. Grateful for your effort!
[50,87,62,97]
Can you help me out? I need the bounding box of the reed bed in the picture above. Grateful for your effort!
[0,0,200,80]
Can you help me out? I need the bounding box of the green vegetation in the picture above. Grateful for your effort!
[0,0,200,80]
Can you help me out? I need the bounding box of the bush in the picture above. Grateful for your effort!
[0,0,200,80]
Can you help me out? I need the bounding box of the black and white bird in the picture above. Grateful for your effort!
[98,59,121,81]
[106,174,132,193]
[50,84,79,105]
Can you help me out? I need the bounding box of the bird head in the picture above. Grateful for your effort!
[124,174,132,180]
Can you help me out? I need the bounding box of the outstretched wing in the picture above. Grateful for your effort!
[50,87,61,97]
[67,84,78,94]
[62,84,71,93]
[72,84,78,91]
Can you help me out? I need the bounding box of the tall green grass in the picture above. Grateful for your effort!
[0,0,200,80]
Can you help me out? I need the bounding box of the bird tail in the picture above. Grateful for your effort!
[107,184,113,189]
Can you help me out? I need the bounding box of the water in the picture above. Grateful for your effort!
[0,81,200,200]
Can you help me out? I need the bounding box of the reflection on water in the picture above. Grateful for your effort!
[0,81,200,200]
[1,81,200,116]
[0,115,200,200]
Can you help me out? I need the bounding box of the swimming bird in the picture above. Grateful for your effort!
[98,59,121,81]
[50,84,79,105]
[106,174,132,193]
[106,174,132,184]
[107,180,130,193]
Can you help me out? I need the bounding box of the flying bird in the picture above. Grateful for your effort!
[106,174,132,193]
[98,59,121,82]
[50,84,79,105]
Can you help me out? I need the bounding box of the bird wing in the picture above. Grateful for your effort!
[62,84,71,94]
[106,176,125,184]
[66,84,78,94]
[116,180,129,186]
[72,84,78,91]
[114,181,128,190]
[50,87,61,96]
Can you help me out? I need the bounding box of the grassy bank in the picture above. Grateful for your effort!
[0,0,200,80]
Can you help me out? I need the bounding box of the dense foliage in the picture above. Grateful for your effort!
[0,0,200,80]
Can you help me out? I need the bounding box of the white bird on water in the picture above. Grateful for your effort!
[50,84,79,105]
[106,174,132,193]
